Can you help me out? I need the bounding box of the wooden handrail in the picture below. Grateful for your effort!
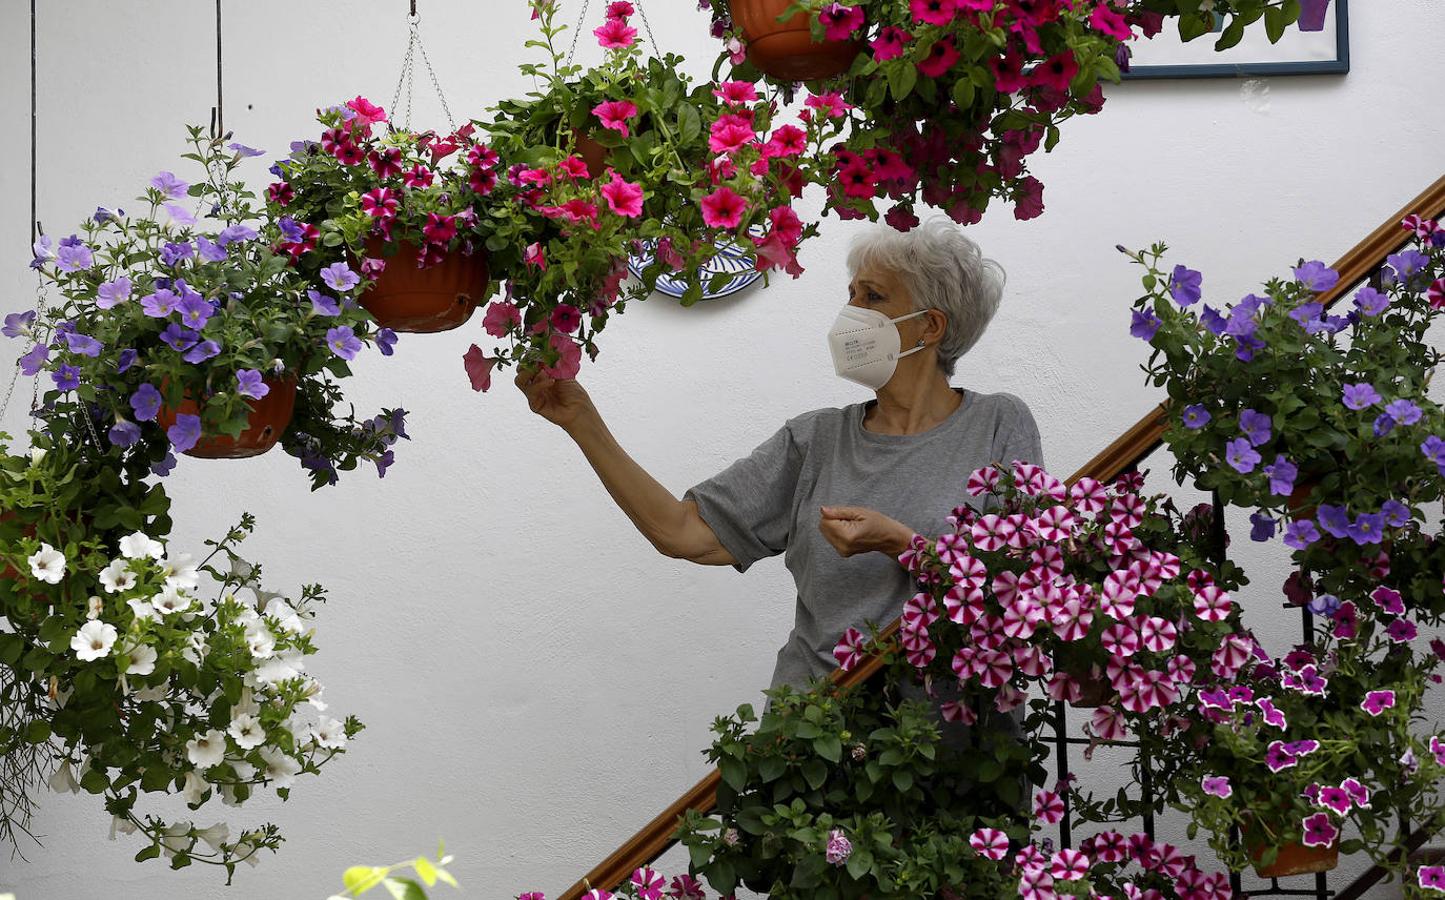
[556,172,1445,900]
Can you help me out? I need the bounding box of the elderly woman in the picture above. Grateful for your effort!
[515,217,1043,694]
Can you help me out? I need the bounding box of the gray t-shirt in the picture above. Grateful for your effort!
[685,388,1044,691]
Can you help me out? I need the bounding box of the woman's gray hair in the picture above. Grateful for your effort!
[846,217,1006,378]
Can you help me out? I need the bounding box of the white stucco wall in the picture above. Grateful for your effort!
[1,1,1442,897]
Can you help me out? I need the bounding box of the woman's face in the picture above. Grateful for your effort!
[847,264,913,319]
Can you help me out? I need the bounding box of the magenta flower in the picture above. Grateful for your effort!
[630,867,664,900]
[1033,789,1065,825]
[1370,586,1406,615]
[1101,622,1139,659]
[1341,777,1371,807]
[1050,849,1089,881]
[1316,786,1352,815]
[910,0,957,26]
[870,25,910,60]
[484,301,522,338]
[1361,690,1396,716]
[819,3,864,40]
[966,465,1002,497]
[1018,864,1055,900]
[970,514,1007,552]
[1416,866,1445,892]
[969,827,1009,861]
[600,173,644,218]
[594,16,637,48]
[524,242,547,271]
[1191,585,1232,622]
[1051,599,1093,642]
[1255,698,1287,729]
[700,187,747,229]
[916,36,959,78]
[1139,616,1178,653]
[833,627,865,671]
[1432,736,1445,767]
[712,80,758,105]
[1265,741,1298,773]
[1089,705,1128,740]
[1386,618,1419,644]
[1032,505,1075,542]
[1201,775,1232,798]
[592,99,639,138]
[1301,812,1339,849]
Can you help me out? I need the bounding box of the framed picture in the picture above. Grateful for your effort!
[1120,0,1349,80]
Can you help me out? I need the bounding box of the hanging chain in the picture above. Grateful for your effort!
[388,7,455,133]
[566,0,662,69]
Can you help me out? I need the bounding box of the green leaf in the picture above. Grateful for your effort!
[23,720,50,744]
[846,847,874,880]
[759,754,787,783]
[891,768,914,792]
[802,759,828,791]
[812,734,842,763]
[414,857,438,887]
[719,756,747,792]
[888,64,918,102]
[134,844,161,863]
[1264,6,1287,42]
[951,77,976,110]
[383,877,427,900]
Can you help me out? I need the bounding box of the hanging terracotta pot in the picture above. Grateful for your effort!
[1249,838,1339,879]
[1286,480,1319,523]
[155,376,298,459]
[360,239,488,333]
[728,0,863,81]
[574,132,609,179]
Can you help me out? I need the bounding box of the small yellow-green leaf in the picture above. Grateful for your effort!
[414,857,438,887]
[343,866,389,895]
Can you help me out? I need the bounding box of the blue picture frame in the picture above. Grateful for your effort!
[1120,0,1349,80]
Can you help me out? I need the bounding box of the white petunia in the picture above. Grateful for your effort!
[159,553,199,591]
[121,643,157,677]
[159,821,194,858]
[262,597,304,634]
[28,447,47,466]
[311,716,347,750]
[232,759,256,781]
[86,595,103,620]
[118,531,165,560]
[232,605,260,629]
[231,839,262,867]
[303,679,327,711]
[71,620,118,662]
[107,814,139,841]
[127,596,159,622]
[258,746,302,790]
[228,713,266,750]
[245,624,275,660]
[48,759,79,794]
[181,770,208,805]
[185,729,227,769]
[28,543,66,583]
[99,558,138,594]
[252,650,304,686]
[195,822,230,853]
[182,632,208,665]
[151,585,193,616]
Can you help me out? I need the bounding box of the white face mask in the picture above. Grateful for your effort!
[827,305,928,391]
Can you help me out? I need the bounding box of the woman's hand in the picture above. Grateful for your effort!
[818,506,916,559]
[514,367,597,434]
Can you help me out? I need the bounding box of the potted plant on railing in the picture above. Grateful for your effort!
[700,0,1291,230]
[1157,623,1445,881]
[1121,217,1445,602]
[462,0,841,388]
[0,428,361,877]
[265,97,501,334]
[15,128,406,488]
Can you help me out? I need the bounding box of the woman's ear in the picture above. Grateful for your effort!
[925,309,949,344]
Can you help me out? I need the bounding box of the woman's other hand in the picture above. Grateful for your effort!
[818,506,916,559]
[515,367,597,433]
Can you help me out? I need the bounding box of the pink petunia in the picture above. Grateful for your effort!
[941,699,976,724]
[902,592,940,629]
[1316,787,1352,816]
[910,0,957,26]
[462,344,496,393]
[1089,705,1128,740]
[709,113,756,154]
[970,827,1009,860]
[700,187,747,229]
[1002,598,1044,641]
[967,465,1002,496]
[1033,789,1065,825]
[1370,586,1406,615]
[803,91,853,118]
[1255,697,1288,729]
[593,99,639,138]
[1191,585,1231,622]
[712,80,758,105]
[1139,617,1177,654]
[1090,4,1132,40]
[975,649,1013,689]
[630,867,664,900]
[819,3,865,40]
[1361,690,1396,716]
[1033,505,1076,542]
[1051,849,1090,881]
[557,155,591,180]
[594,17,637,48]
[1417,866,1445,892]
[600,173,644,218]
[543,332,582,380]
[1386,618,1419,644]
[915,36,959,78]
[550,304,582,334]
[764,124,807,159]
[1051,598,1093,642]
[1014,645,1052,679]
[346,95,387,125]
[360,187,400,219]
[1101,622,1140,659]
[483,300,523,338]
[1301,812,1339,849]
[1211,635,1253,680]
[870,25,911,61]
[833,626,866,670]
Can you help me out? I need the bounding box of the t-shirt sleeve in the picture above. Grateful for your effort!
[995,395,1045,470]
[683,423,802,574]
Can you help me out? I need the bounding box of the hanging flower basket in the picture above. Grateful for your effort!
[728,0,862,81]
[360,239,488,333]
[155,376,298,459]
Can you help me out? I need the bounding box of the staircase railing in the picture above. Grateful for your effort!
[557,172,1445,900]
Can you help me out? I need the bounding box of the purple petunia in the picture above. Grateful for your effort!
[1182,405,1211,429]
[1361,690,1395,716]
[108,419,141,448]
[1352,285,1389,316]
[151,452,177,477]
[177,295,215,330]
[1346,512,1385,546]
[235,369,270,400]
[320,262,361,293]
[1384,399,1422,426]
[217,224,258,247]
[1169,265,1203,306]
[61,332,103,357]
[1225,437,1261,474]
[160,323,200,352]
[277,217,306,244]
[1385,619,1419,644]
[195,236,229,262]
[1293,260,1340,292]
[1200,305,1227,335]
[1,310,34,339]
[160,241,194,266]
[1424,436,1445,471]
[1301,813,1338,849]
[1250,511,1277,542]
[130,384,162,422]
[1264,455,1297,496]
[1265,741,1298,772]
[1417,866,1445,892]
[1201,775,1232,798]
[1130,308,1160,341]
[1342,383,1381,410]
[1374,413,1397,437]
[182,340,221,364]
[55,239,94,272]
[116,348,137,373]
[325,326,363,361]
[308,289,341,317]
[150,171,190,199]
[1380,499,1411,528]
[1316,504,1351,539]
[52,365,81,391]
[376,327,398,357]
[167,414,203,453]
[228,142,266,158]
[95,277,132,309]
[1308,593,1341,616]
[1284,520,1321,551]
[1239,409,1272,447]
[1289,301,1324,328]
[19,344,49,376]
[1386,250,1429,279]
[140,289,180,318]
